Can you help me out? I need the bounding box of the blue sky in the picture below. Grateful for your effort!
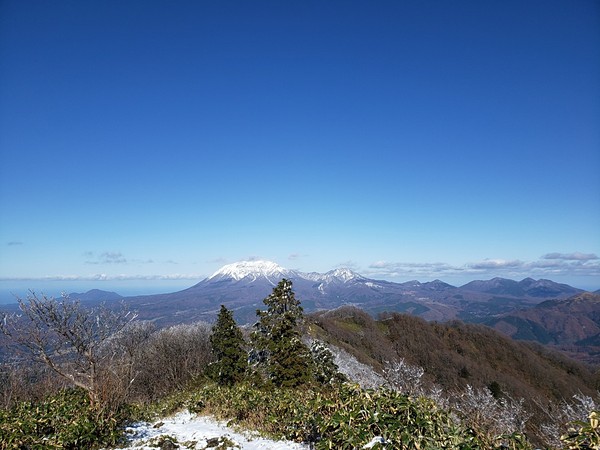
[1,0,599,298]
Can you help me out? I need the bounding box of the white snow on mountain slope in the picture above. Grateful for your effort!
[208,260,292,283]
[321,268,363,283]
[111,410,308,450]
[301,271,326,282]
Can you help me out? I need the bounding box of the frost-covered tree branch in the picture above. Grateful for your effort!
[0,292,136,407]
[383,358,425,396]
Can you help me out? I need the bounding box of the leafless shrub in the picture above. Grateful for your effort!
[538,392,600,448]
[131,321,213,400]
[103,320,156,398]
[0,360,66,408]
[383,358,425,396]
[451,385,530,439]
[427,384,450,410]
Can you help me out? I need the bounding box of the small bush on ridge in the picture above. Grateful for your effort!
[0,388,128,450]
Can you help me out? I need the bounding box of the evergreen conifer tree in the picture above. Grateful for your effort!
[209,305,247,385]
[252,279,313,387]
[310,341,346,385]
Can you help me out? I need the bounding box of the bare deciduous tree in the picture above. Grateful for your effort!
[0,292,136,409]
[537,393,600,448]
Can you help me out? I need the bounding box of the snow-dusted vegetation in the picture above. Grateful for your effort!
[328,344,386,389]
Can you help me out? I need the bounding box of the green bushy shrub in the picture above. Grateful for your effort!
[0,388,127,449]
[561,411,600,449]
[187,382,532,449]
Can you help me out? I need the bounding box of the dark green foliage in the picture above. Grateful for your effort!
[316,385,489,450]
[488,380,503,399]
[253,279,313,387]
[260,279,304,319]
[310,341,346,385]
[0,388,127,449]
[209,305,247,385]
[268,334,313,387]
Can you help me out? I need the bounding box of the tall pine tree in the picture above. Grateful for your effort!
[252,279,313,387]
[209,305,247,385]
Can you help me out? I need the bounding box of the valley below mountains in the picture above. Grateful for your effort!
[66,260,600,365]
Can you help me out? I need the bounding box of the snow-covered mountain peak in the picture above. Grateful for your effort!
[208,260,290,282]
[327,268,361,282]
[311,267,364,285]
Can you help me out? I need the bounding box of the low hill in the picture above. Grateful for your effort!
[484,292,600,365]
[67,289,123,303]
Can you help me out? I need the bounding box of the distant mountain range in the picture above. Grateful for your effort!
[461,277,582,298]
[81,260,585,326]
[117,260,599,363]
[3,260,598,364]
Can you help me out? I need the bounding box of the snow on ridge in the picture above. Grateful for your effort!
[302,271,325,282]
[302,268,362,284]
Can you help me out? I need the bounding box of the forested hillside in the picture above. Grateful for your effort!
[308,306,598,443]
[310,307,596,397]
[484,292,600,365]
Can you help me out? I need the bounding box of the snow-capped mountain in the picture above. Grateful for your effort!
[207,260,295,284]
[204,260,367,289]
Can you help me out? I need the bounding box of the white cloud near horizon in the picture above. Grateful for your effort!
[366,254,600,281]
[288,253,308,261]
[0,273,206,282]
[2,252,598,285]
[83,251,160,266]
[85,251,127,265]
[542,252,598,261]
[469,259,524,269]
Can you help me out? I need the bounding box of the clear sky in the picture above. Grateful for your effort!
[1,0,599,299]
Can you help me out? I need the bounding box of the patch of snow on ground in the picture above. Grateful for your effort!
[111,410,309,450]
[362,436,386,448]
